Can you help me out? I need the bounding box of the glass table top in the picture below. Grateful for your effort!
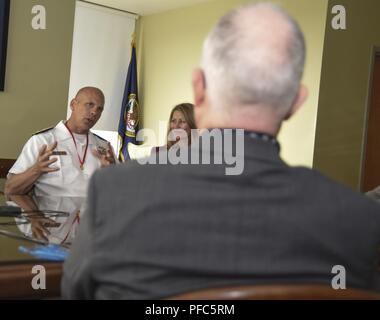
[0,185,85,264]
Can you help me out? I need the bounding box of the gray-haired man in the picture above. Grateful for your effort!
[62,3,380,299]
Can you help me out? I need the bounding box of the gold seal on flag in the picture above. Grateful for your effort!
[124,93,140,138]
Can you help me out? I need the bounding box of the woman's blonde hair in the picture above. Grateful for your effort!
[167,103,196,148]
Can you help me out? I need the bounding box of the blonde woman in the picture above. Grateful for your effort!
[152,103,196,154]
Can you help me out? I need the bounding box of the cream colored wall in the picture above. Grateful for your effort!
[136,0,328,167]
[0,0,75,159]
[314,0,380,189]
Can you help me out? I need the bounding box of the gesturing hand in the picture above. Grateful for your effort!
[33,142,60,175]
[30,216,61,242]
[92,142,116,168]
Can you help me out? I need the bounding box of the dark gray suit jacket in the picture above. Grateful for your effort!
[62,132,380,299]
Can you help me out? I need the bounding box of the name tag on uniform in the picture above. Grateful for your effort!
[52,151,68,156]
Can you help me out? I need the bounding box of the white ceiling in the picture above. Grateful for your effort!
[84,0,212,16]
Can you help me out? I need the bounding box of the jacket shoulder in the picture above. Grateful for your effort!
[92,132,109,143]
[32,126,54,136]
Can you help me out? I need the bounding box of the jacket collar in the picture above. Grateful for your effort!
[194,128,283,163]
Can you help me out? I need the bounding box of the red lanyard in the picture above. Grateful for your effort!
[64,122,89,170]
[60,211,80,245]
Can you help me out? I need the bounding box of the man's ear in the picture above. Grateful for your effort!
[284,85,308,120]
[70,99,76,112]
[192,68,206,107]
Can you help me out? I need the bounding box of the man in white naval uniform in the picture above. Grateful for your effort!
[5,87,115,197]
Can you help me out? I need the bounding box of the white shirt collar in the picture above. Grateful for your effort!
[54,120,97,145]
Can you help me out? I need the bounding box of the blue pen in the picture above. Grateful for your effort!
[19,245,69,261]
[19,247,68,261]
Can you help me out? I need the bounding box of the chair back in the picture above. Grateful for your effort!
[168,284,380,300]
[0,158,15,179]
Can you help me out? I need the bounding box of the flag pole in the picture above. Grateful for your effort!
[117,36,136,156]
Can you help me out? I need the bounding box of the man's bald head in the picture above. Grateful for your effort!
[67,87,105,134]
[75,87,105,104]
[201,2,305,120]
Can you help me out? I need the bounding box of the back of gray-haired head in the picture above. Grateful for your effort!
[201,2,306,118]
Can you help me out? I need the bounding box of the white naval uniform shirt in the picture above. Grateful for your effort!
[9,121,112,197]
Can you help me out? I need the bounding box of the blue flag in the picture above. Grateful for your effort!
[118,45,140,162]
